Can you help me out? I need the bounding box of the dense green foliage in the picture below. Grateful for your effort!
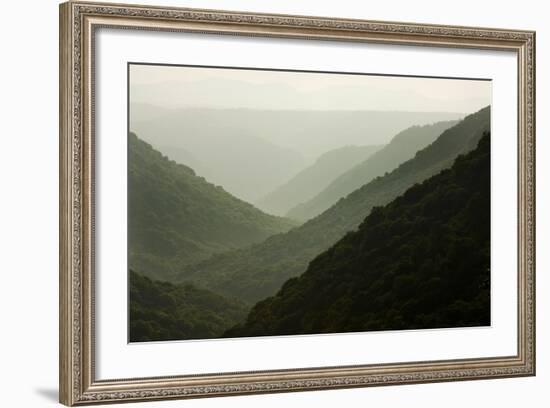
[128,133,296,281]
[226,133,491,337]
[177,107,490,303]
[287,120,458,221]
[129,270,248,342]
[256,144,382,216]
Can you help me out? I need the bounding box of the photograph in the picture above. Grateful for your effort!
[56,2,536,405]
[127,64,492,342]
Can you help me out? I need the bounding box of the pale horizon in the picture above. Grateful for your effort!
[130,63,492,114]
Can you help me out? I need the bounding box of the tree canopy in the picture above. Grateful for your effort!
[226,132,491,337]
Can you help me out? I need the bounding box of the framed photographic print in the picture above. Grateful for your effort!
[59,1,536,405]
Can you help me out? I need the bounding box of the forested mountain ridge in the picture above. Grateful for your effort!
[256,144,382,216]
[177,107,490,303]
[128,133,297,281]
[226,132,491,338]
[287,120,458,221]
[129,270,248,342]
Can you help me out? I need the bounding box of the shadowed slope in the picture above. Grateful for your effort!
[179,107,490,303]
[129,133,297,281]
[227,132,491,337]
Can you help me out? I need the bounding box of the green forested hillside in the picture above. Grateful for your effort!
[128,133,297,281]
[256,144,382,216]
[226,133,491,337]
[287,120,458,221]
[178,107,490,303]
[129,270,248,342]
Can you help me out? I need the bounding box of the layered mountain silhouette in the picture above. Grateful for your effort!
[131,108,306,203]
[256,144,382,216]
[226,132,491,337]
[129,270,248,342]
[177,107,490,303]
[130,104,463,201]
[287,120,458,221]
[128,133,296,281]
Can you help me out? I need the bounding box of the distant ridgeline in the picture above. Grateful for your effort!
[128,133,297,282]
[130,105,463,202]
[286,119,458,221]
[176,106,490,304]
[226,132,491,337]
[256,144,383,216]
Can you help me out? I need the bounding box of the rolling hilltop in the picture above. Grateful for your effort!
[287,120,458,221]
[128,133,297,281]
[226,132,491,337]
[177,107,490,303]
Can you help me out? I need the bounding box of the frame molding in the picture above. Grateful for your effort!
[59,1,535,405]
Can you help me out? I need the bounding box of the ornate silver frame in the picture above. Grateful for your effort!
[59,1,536,405]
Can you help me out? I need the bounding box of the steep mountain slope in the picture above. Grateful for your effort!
[128,133,297,281]
[129,270,248,342]
[178,107,490,303]
[287,120,458,221]
[226,133,491,337]
[256,144,383,216]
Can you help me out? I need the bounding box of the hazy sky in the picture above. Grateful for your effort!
[130,63,492,113]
